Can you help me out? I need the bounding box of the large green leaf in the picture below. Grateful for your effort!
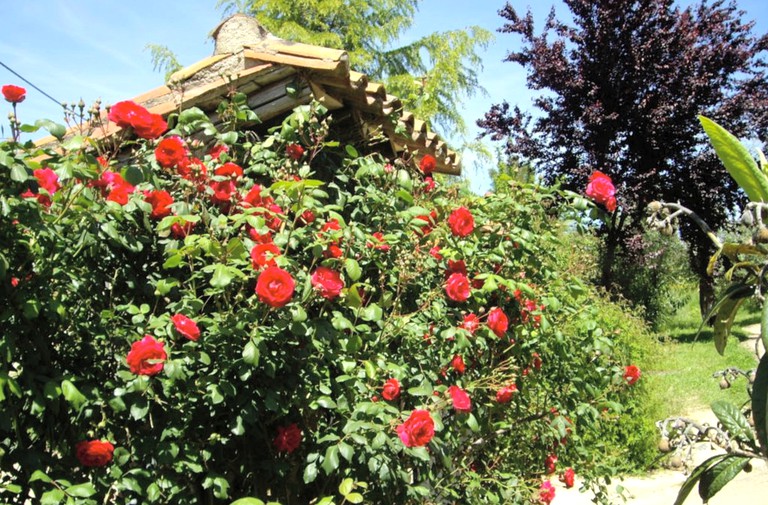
[674,454,727,505]
[711,400,754,442]
[699,115,768,202]
[696,282,752,355]
[752,353,768,457]
[698,455,751,501]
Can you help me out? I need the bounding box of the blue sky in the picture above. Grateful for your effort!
[2,1,767,192]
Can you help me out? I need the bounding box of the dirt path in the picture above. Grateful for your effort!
[552,324,768,504]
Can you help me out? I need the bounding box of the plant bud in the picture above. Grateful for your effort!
[741,209,754,226]
[658,438,671,453]
[754,227,768,244]
[661,224,674,236]
[648,201,662,213]
[719,378,731,389]
[669,455,683,469]
[744,462,753,473]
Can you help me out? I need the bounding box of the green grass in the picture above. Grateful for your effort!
[650,291,761,419]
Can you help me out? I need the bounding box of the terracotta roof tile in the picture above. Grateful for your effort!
[37,15,460,175]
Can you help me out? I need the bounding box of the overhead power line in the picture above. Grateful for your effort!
[0,59,62,107]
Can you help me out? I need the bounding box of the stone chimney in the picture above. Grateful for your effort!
[211,14,271,55]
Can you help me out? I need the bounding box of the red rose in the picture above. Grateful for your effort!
[214,162,244,179]
[144,190,174,219]
[33,168,60,194]
[210,180,238,207]
[585,170,617,212]
[560,467,575,488]
[429,245,443,260]
[496,384,517,403]
[419,154,436,175]
[311,266,344,300]
[208,144,229,160]
[423,176,436,192]
[133,114,167,140]
[367,231,390,251]
[447,385,471,412]
[108,100,166,140]
[532,352,543,371]
[415,210,438,235]
[75,440,114,467]
[250,242,281,270]
[324,243,343,259]
[247,226,272,244]
[446,259,467,278]
[154,136,187,168]
[545,453,558,474]
[382,378,401,401]
[487,307,509,337]
[445,272,470,302]
[171,219,195,238]
[242,185,266,208]
[178,157,208,183]
[448,206,475,237]
[171,314,200,341]
[2,84,26,103]
[126,335,167,376]
[460,313,480,334]
[623,364,641,385]
[539,481,555,505]
[286,143,305,160]
[92,171,135,204]
[299,209,316,226]
[450,354,466,374]
[273,423,302,453]
[256,266,295,308]
[396,409,435,447]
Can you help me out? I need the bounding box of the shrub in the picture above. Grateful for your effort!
[0,94,646,504]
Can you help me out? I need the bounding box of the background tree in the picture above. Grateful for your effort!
[478,0,768,318]
[217,0,492,135]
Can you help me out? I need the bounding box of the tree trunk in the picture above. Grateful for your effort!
[699,274,715,323]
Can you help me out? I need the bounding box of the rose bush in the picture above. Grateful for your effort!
[0,92,653,504]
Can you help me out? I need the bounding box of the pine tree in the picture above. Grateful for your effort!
[217,0,492,135]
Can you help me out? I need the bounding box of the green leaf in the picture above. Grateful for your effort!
[697,282,752,355]
[344,258,362,282]
[711,400,754,441]
[321,445,340,475]
[29,470,53,483]
[40,488,65,505]
[210,263,234,288]
[303,462,318,483]
[345,493,364,504]
[345,145,359,158]
[359,304,382,322]
[242,340,260,366]
[230,499,265,505]
[751,353,768,456]
[699,115,768,202]
[130,399,150,420]
[61,380,87,410]
[338,441,354,462]
[10,164,27,182]
[698,456,751,501]
[178,107,208,125]
[339,478,354,496]
[407,381,433,396]
[674,454,728,505]
[64,483,96,497]
[762,298,768,361]
[36,119,67,140]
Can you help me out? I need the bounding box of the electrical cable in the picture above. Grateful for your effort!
[0,59,62,107]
